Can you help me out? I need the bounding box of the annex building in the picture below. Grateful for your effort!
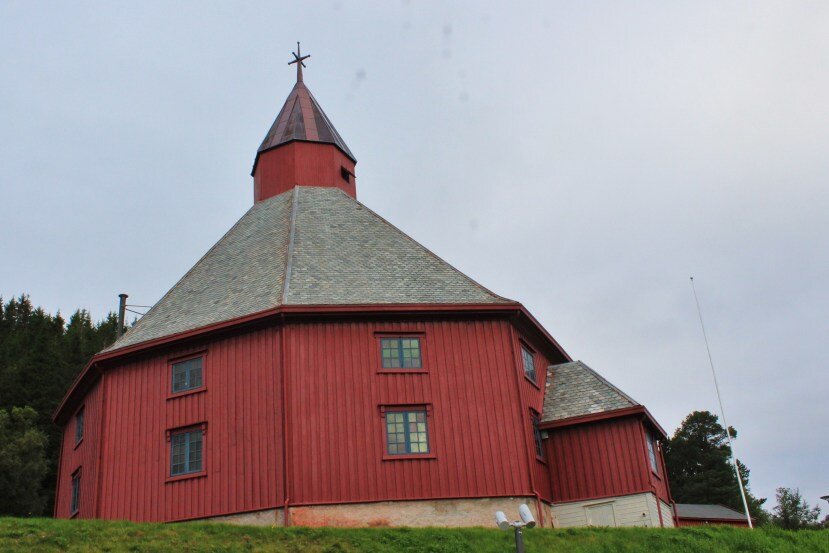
[54,50,676,528]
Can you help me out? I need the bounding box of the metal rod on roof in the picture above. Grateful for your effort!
[689,276,753,529]
[117,293,128,338]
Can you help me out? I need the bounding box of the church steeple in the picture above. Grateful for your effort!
[252,44,357,203]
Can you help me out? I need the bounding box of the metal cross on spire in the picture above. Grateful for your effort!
[288,42,310,83]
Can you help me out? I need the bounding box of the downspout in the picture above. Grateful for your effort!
[654,485,665,527]
[639,415,665,528]
[53,425,67,517]
[507,323,546,527]
[280,315,291,526]
[280,188,299,526]
[657,438,677,526]
[639,415,664,528]
[94,368,108,518]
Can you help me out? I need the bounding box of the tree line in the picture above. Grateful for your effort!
[0,295,823,528]
[664,410,824,529]
[0,295,118,516]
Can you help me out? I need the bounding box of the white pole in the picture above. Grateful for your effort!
[690,277,753,529]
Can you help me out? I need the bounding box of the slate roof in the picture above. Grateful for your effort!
[541,361,639,423]
[252,81,355,175]
[106,187,510,352]
[675,504,748,521]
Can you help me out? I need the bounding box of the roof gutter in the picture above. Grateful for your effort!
[539,405,669,438]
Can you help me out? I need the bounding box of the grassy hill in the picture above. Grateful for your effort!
[1,518,827,552]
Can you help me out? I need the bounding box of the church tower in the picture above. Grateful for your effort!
[252,43,357,202]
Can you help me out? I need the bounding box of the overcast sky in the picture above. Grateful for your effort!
[2,1,827,513]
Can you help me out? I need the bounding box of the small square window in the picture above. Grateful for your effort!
[170,429,204,476]
[380,338,422,369]
[385,410,430,455]
[521,344,536,382]
[70,471,81,515]
[74,408,85,445]
[171,357,203,393]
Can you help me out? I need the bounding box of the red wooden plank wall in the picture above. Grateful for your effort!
[545,416,650,503]
[94,326,282,521]
[286,319,542,505]
[510,328,554,503]
[54,378,103,519]
[55,316,559,521]
[646,425,672,505]
[254,142,356,201]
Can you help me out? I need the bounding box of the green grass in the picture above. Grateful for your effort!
[1,518,827,553]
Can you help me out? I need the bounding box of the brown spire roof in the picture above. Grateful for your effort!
[251,81,356,175]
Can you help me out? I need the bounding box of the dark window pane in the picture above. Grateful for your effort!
[647,435,659,473]
[531,412,544,459]
[521,345,536,382]
[75,409,84,444]
[70,473,81,514]
[380,338,422,369]
[170,429,204,475]
[172,357,203,393]
[385,410,430,455]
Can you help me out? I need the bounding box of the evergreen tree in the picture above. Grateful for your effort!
[0,406,48,516]
[663,410,767,523]
[772,487,821,529]
[0,295,117,515]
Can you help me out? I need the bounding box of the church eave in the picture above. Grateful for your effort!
[538,403,668,439]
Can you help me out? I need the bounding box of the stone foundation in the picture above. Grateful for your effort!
[202,497,552,528]
[205,508,283,526]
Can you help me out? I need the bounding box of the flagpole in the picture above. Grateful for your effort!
[690,276,753,528]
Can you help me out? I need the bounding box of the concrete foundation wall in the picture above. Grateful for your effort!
[552,493,669,528]
[205,508,283,526]
[203,498,551,528]
[658,499,675,527]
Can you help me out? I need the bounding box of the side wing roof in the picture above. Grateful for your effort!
[541,360,639,424]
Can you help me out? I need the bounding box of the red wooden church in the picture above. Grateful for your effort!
[54,49,676,528]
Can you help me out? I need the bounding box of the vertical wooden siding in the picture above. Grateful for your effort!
[286,319,536,505]
[54,378,103,519]
[510,328,555,503]
[95,326,282,521]
[545,417,650,503]
[56,316,562,522]
[644,422,673,505]
[254,142,356,201]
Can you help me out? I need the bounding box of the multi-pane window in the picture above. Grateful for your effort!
[70,471,81,515]
[521,344,536,382]
[531,411,544,459]
[646,433,659,473]
[170,429,203,476]
[380,338,422,369]
[172,357,203,393]
[385,410,429,455]
[74,408,84,444]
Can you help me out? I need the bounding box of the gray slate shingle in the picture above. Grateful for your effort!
[541,361,639,423]
[106,187,509,352]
